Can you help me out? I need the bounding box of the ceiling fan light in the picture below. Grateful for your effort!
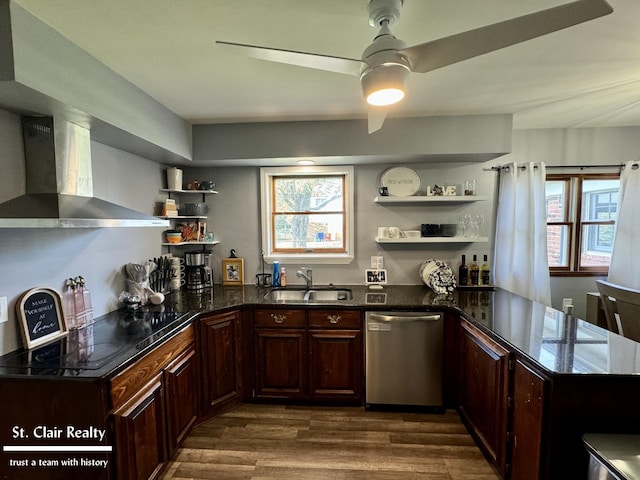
[367,88,404,106]
[361,63,409,107]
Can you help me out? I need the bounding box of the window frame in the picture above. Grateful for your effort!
[260,166,355,265]
[546,173,619,276]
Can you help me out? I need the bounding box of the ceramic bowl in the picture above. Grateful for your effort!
[403,230,421,238]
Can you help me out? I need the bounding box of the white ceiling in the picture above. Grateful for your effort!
[13,0,640,130]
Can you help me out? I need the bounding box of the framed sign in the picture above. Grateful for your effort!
[17,288,67,349]
[364,269,387,285]
[222,257,244,285]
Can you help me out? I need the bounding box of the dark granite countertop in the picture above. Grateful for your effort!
[2,284,639,380]
[583,433,640,480]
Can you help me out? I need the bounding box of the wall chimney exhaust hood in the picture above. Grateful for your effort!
[0,117,169,228]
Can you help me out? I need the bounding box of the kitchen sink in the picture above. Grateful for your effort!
[265,287,353,302]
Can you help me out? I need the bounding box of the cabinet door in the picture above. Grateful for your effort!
[459,321,510,474]
[200,311,243,411]
[112,374,167,480]
[309,329,363,402]
[254,329,307,398]
[510,360,547,480]
[164,347,199,455]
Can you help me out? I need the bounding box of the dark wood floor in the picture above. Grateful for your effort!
[160,404,500,480]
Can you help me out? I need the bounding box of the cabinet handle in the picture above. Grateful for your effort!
[327,314,341,324]
[271,313,286,324]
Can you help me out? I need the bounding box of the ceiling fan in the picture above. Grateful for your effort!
[217,0,613,133]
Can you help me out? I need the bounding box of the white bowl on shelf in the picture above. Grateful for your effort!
[403,230,421,238]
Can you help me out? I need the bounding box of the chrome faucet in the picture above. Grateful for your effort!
[296,267,313,288]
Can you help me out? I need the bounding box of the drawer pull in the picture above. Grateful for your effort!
[271,313,286,324]
[328,314,341,324]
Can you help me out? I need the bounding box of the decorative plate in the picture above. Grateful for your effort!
[380,167,421,197]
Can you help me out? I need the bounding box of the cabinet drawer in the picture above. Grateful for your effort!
[254,309,306,328]
[110,324,195,409]
[308,310,361,329]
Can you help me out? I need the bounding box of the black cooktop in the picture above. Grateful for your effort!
[0,306,188,375]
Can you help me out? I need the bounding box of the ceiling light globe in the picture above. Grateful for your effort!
[367,88,405,106]
[361,63,410,107]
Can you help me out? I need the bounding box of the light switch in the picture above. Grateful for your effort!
[371,255,384,269]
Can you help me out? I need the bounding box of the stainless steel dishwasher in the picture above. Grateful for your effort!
[365,311,444,410]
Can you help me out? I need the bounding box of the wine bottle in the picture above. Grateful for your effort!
[470,255,480,286]
[458,255,469,286]
[481,255,491,285]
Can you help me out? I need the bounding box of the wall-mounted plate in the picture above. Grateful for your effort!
[380,167,421,196]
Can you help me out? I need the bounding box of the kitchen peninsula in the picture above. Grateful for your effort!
[1,285,640,480]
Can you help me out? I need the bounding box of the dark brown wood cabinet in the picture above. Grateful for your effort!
[254,329,307,398]
[252,308,363,403]
[458,320,510,476]
[112,374,167,480]
[109,324,196,480]
[164,346,199,455]
[510,360,547,480]
[254,309,308,398]
[308,310,363,402]
[200,310,244,414]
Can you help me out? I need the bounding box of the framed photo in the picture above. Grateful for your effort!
[222,257,244,285]
[364,269,387,285]
[17,287,68,349]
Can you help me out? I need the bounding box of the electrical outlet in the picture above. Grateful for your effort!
[0,296,7,324]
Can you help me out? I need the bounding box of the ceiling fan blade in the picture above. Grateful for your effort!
[216,41,364,76]
[400,0,613,74]
[368,107,388,134]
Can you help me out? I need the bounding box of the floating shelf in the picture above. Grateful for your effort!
[374,195,488,204]
[160,216,208,220]
[375,236,489,244]
[160,189,218,194]
[162,241,220,247]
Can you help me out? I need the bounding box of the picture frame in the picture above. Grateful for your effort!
[222,257,244,285]
[17,287,68,349]
[364,269,388,285]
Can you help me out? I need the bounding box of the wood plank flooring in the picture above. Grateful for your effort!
[160,404,500,480]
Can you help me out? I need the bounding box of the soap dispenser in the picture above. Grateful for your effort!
[272,261,280,287]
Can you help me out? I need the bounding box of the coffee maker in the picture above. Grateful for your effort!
[184,250,212,290]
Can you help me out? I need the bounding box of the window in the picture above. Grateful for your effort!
[260,166,354,264]
[546,173,620,275]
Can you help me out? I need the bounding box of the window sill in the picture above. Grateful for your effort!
[263,253,354,265]
[550,271,608,277]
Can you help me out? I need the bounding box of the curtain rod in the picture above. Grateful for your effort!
[546,164,628,169]
[487,163,638,171]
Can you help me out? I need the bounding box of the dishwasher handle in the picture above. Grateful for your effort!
[367,313,441,323]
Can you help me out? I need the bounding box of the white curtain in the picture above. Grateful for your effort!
[494,162,551,305]
[608,162,640,289]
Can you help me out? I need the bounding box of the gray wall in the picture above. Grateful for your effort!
[0,109,165,355]
[180,161,496,288]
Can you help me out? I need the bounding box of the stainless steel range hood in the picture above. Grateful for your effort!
[0,117,169,228]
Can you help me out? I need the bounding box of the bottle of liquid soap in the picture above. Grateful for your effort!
[272,261,280,287]
[280,267,287,287]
